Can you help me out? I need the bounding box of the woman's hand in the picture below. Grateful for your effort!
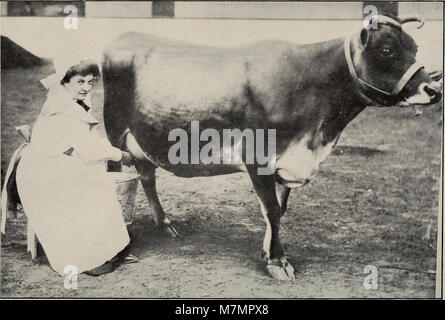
[121,151,135,166]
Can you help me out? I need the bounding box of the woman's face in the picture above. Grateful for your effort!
[63,74,95,100]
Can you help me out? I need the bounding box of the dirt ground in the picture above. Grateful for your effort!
[0,63,441,298]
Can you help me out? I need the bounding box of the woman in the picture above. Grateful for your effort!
[16,58,136,276]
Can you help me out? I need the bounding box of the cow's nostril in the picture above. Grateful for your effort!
[424,85,438,97]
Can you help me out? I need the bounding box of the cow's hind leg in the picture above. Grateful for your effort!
[135,160,179,238]
[246,165,295,280]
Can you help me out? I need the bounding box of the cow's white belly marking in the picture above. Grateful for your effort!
[276,134,336,183]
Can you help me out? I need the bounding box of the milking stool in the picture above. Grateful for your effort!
[1,124,40,259]
[8,203,39,260]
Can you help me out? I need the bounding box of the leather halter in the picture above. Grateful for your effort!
[344,26,424,106]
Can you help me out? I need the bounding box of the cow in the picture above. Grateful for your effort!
[102,14,442,280]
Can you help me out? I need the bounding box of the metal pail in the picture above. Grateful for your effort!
[109,172,140,225]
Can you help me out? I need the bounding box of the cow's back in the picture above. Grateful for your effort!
[104,32,297,114]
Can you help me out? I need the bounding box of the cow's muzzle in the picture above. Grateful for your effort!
[400,81,442,107]
[424,82,442,104]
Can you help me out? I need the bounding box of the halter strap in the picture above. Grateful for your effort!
[392,61,424,95]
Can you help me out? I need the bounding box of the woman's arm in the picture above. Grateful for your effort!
[59,116,123,163]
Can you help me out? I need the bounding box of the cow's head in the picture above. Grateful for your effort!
[349,15,442,108]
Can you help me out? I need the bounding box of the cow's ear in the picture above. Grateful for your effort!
[359,28,369,49]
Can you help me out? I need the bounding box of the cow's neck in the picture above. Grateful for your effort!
[276,36,368,147]
[268,36,370,182]
[316,37,368,145]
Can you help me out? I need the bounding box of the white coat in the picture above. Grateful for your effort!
[16,85,130,275]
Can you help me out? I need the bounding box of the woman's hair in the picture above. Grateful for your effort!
[60,60,100,85]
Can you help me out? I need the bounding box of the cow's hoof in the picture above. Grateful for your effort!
[161,224,179,238]
[266,257,295,280]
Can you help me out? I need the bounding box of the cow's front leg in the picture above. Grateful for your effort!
[246,165,295,280]
[135,160,179,238]
[276,183,291,216]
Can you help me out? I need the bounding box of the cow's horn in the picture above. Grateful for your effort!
[400,15,425,29]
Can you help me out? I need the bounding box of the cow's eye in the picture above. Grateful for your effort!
[380,47,394,58]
